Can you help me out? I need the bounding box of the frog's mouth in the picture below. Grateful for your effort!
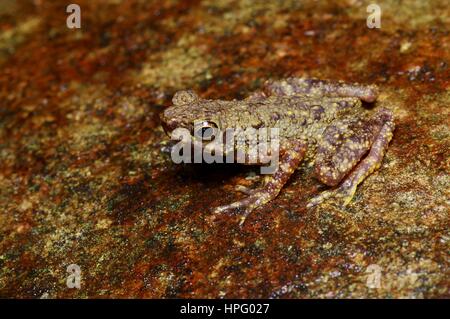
[161,126,233,159]
[161,120,177,136]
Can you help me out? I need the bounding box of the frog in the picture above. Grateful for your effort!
[160,77,395,225]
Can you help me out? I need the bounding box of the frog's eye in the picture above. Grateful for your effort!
[193,121,219,140]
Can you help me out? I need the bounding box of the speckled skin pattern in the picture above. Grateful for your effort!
[161,78,395,224]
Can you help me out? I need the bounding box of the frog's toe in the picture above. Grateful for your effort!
[306,189,334,208]
[212,203,237,214]
[341,186,357,206]
[307,185,357,208]
[213,200,252,215]
[234,185,255,196]
[212,201,254,226]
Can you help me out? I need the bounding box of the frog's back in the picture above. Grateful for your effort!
[235,95,354,140]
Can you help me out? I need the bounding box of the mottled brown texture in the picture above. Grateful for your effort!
[161,79,394,219]
[0,0,448,298]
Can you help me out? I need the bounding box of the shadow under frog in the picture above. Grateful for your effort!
[160,77,395,225]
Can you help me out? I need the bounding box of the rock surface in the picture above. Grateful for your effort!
[0,0,448,298]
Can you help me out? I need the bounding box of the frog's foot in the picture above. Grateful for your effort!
[307,113,394,208]
[213,142,307,226]
[213,190,275,226]
[233,171,262,195]
[264,77,379,102]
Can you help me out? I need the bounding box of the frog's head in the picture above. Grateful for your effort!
[161,90,279,170]
[160,90,227,139]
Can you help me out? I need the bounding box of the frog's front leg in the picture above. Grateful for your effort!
[264,77,379,102]
[213,141,307,226]
[307,109,394,208]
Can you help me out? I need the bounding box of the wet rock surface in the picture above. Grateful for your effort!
[0,0,448,298]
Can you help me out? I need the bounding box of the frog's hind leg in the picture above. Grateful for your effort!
[308,109,394,208]
[264,77,379,102]
[234,184,255,195]
[213,141,307,226]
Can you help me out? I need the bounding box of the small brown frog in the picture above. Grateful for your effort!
[161,78,394,224]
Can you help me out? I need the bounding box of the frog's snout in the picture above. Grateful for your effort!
[160,109,179,135]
